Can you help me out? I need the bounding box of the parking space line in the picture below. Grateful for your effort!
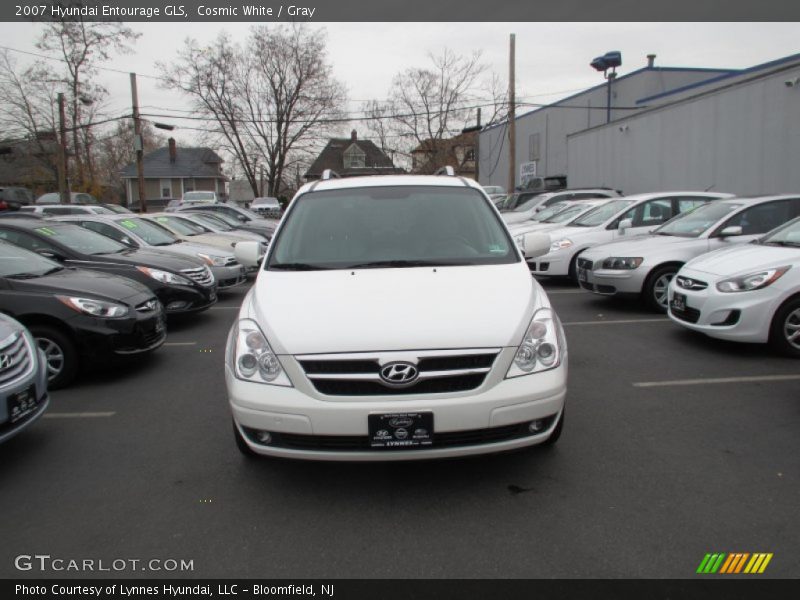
[164,342,198,346]
[563,318,668,326]
[544,289,588,295]
[44,412,116,418]
[633,374,800,388]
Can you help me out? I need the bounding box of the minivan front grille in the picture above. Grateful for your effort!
[181,266,214,287]
[296,350,500,397]
[0,333,33,388]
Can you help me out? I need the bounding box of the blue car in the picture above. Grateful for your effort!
[0,313,49,443]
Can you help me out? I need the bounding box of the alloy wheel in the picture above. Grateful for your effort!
[37,337,65,381]
[784,307,800,351]
[653,273,675,308]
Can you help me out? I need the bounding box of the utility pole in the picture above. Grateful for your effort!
[474,107,481,182]
[508,33,516,193]
[130,72,147,213]
[57,92,70,204]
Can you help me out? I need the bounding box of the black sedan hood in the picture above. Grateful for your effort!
[87,248,206,272]
[8,267,154,304]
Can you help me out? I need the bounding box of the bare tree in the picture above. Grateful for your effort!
[158,25,347,197]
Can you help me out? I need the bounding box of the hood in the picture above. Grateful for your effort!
[684,243,800,276]
[503,212,533,225]
[177,233,240,251]
[8,267,153,303]
[160,240,235,258]
[91,247,206,271]
[247,263,541,355]
[581,234,707,260]
[508,221,562,236]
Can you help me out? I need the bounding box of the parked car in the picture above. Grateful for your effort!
[0,219,217,316]
[250,197,282,218]
[180,191,218,204]
[0,241,167,387]
[516,175,568,193]
[20,204,116,216]
[173,212,269,244]
[0,186,34,212]
[496,190,545,212]
[99,204,133,214]
[178,205,277,239]
[578,195,800,311]
[227,172,566,460]
[667,215,800,357]
[35,192,98,205]
[528,192,733,281]
[0,312,49,440]
[51,214,248,290]
[0,212,45,220]
[502,189,622,225]
[508,198,615,238]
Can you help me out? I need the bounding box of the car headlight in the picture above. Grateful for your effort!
[716,266,790,293]
[197,253,228,267]
[550,238,573,252]
[230,318,292,386]
[56,296,128,318]
[601,257,643,270]
[135,266,193,285]
[506,307,566,378]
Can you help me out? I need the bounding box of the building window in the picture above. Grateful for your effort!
[160,179,172,199]
[528,133,540,161]
[343,144,366,169]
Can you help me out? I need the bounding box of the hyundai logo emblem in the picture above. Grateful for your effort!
[379,361,419,387]
[0,353,11,371]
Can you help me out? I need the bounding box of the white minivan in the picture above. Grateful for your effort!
[227,172,568,461]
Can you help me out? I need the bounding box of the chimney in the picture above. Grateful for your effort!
[647,54,656,68]
[351,130,357,141]
[168,137,177,163]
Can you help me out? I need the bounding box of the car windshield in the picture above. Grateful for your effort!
[191,213,234,231]
[654,203,741,238]
[34,224,127,255]
[545,204,593,224]
[117,218,178,246]
[572,199,635,227]
[153,216,206,236]
[198,211,240,227]
[760,217,800,246]
[268,186,517,270]
[183,191,215,201]
[0,242,63,278]
[513,194,546,212]
[530,203,569,222]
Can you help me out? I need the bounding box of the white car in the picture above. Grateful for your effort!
[508,198,614,238]
[502,188,621,225]
[667,216,800,356]
[251,196,282,218]
[579,195,797,310]
[20,204,115,216]
[529,192,733,280]
[226,172,567,461]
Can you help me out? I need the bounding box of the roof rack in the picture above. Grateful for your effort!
[321,169,340,180]
[434,166,456,177]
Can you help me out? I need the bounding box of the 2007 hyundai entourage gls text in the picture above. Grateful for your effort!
[227,172,567,461]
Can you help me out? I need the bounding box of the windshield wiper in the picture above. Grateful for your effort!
[763,240,800,247]
[269,262,332,271]
[41,266,64,275]
[348,260,471,269]
[5,273,41,279]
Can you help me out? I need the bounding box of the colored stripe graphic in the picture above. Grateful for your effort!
[699,553,773,574]
[734,553,750,573]
[699,553,727,574]
[697,554,713,573]
[758,554,773,573]
[718,554,735,574]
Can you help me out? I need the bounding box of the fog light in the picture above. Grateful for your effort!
[256,431,272,444]
[529,420,544,433]
[167,301,189,310]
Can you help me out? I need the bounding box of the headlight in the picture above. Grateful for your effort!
[506,307,566,378]
[135,266,192,285]
[716,266,790,293]
[197,253,228,267]
[550,238,573,252]
[56,296,128,318]
[601,257,643,270]
[231,318,292,386]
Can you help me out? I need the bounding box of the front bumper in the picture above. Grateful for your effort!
[528,251,574,277]
[579,263,647,296]
[72,307,167,357]
[157,284,217,314]
[0,347,50,444]
[211,264,247,289]
[667,276,781,343]
[226,348,567,461]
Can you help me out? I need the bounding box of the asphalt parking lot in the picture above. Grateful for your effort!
[2,278,798,579]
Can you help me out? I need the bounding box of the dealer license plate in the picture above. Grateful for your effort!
[8,385,37,424]
[369,412,434,449]
[671,292,686,312]
[578,267,588,282]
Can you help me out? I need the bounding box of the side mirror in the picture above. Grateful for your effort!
[120,236,137,248]
[234,241,262,268]
[719,226,743,238]
[618,218,633,235]
[522,233,551,259]
[36,249,64,261]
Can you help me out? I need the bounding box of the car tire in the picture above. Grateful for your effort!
[28,324,78,389]
[541,409,564,446]
[644,265,679,313]
[233,421,257,457]
[568,253,582,285]
[769,296,800,358]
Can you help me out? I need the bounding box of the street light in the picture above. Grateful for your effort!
[590,51,622,124]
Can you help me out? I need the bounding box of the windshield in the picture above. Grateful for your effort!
[0,242,63,277]
[153,216,206,236]
[654,203,741,238]
[268,186,517,270]
[117,218,178,246]
[183,191,215,201]
[761,217,800,246]
[200,211,240,227]
[513,194,546,212]
[34,224,127,255]
[191,213,234,231]
[545,204,593,224]
[531,203,569,222]
[572,199,635,227]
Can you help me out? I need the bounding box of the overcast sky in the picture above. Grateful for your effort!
[1,21,799,147]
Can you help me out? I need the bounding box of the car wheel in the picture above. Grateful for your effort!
[28,325,78,389]
[644,265,679,313]
[568,253,582,285]
[233,421,257,457]
[541,409,564,446]
[769,296,800,358]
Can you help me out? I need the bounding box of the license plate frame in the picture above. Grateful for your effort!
[578,267,588,282]
[368,412,434,449]
[7,385,37,425]
[671,292,686,312]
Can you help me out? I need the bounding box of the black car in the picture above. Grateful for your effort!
[0,241,167,388]
[174,203,277,238]
[0,187,34,212]
[0,219,217,315]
